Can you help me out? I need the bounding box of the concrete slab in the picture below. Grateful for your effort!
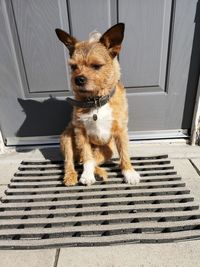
[0,249,57,267]
[0,160,20,185]
[0,146,62,162]
[0,185,7,199]
[171,159,200,202]
[129,143,200,159]
[0,147,62,186]
[57,241,200,267]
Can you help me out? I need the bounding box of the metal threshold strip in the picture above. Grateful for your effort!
[0,155,200,249]
[5,130,188,146]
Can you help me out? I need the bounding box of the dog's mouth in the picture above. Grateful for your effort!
[78,88,92,93]
[73,83,102,98]
[76,87,98,97]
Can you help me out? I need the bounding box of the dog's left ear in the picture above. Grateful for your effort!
[100,23,125,58]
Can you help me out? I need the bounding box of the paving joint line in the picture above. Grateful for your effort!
[53,248,60,267]
[189,159,200,176]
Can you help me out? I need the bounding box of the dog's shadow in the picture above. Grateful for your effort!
[16,97,72,160]
[17,97,72,137]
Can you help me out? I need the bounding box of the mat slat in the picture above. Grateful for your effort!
[2,187,189,202]
[1,219,200,239]
[0,202,198,218]
[0,194,194,208]
[14,169,176,176]
[18,164,173,171]
[0,210,200,228]
[6,179,183,194]
[10,176,181,184]
[1,230,200,249]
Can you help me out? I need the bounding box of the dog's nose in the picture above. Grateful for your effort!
[75,76,87,86]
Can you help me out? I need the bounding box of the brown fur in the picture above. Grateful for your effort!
[55,23,140,186]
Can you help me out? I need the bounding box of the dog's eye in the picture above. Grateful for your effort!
[91,64,103,70]
[70,64,78,71]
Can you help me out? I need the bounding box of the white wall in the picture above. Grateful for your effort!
[191,77,200,145]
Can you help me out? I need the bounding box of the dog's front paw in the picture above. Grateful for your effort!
[79,172,96,186]
[122,169,140,185]
[63,171,78,186]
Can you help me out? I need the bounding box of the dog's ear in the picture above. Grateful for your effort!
[55,28,77,56]
[100,23,125,58]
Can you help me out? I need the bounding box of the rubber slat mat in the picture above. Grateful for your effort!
[0,155,200,249]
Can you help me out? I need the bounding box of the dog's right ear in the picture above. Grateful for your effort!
[100,23,125,58]
[55,29,77,56]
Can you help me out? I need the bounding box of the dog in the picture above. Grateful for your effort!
[55,23,140,186]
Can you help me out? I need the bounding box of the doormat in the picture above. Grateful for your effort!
[0,155,200,249]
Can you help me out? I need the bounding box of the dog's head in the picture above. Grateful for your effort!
[55,23,125,98]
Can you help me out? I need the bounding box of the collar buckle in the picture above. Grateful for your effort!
[95,97,102,108]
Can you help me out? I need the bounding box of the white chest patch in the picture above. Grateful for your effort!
[79,104,113,143]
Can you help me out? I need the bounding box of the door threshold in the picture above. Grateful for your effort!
[4,130,189,147]
[129,129,189,141]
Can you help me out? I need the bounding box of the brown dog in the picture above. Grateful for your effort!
[55,23,140,186]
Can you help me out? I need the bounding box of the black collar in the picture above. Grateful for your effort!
[66,88,116,108]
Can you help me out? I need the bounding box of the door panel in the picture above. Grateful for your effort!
[12,0,70,96]
[120,0,172,90]
[68,0,117,39]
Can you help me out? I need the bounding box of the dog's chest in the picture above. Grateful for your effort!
[79,104,113,143]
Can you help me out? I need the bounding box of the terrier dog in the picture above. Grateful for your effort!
[55,23,140,186]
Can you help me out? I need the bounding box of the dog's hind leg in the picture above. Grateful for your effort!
[60,124,78,186]
[94,166,108,181]
[93,140,114,181]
